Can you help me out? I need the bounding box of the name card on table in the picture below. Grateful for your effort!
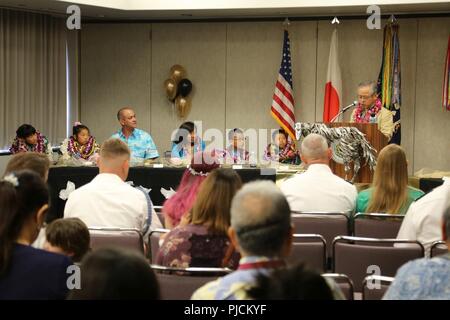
[153,164,164,168]
[232,165,243,170]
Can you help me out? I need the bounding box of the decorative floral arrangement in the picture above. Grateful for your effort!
[10,131,49,154]
[187,166,209,177]
[354,98,382,123]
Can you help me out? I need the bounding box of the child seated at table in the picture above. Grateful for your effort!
[264,128,300,165]
[59,122,100,165]
[170,121,205,165]
[10,124,53,161]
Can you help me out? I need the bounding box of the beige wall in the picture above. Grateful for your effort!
[81,24,152,140]
[80,17,450,172]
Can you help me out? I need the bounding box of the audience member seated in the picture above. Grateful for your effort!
[397,177,450,256]
[356,144,424,215]
[9,124,53,161]
[162,151,219,229]
[383,206,450,300]
[224,128,249,164]
[3,152,50,181]
[280,133,357,213]
[170,121,205,164]
[59,122,100,165]
[67,247,159,300]
[111,107,159,163]
[44,218,90,263]
[64,138,162,239]
[191,180,293,300]
[3,152,51,249]
[264,128,300,165]
[0,170,72,299]
[246,263,335,300]
[157,168,242,269]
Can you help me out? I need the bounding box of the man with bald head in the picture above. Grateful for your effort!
[64,138,162,237]
[192,180,294,300]
[280,133,357,213]
[111,107,159,162]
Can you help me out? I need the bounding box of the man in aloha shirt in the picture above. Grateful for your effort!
[111,107,159,162]
[191,180,343,300]
[383,206,450,300]
[350,81,395,140]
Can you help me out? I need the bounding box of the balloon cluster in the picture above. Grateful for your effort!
[164,65,193,119]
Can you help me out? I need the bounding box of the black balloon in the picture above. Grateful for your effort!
[177,78,193,97]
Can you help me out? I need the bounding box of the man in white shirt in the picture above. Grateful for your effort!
[280,133,357,213]
[397,177,450,257]
[64,138,162,239]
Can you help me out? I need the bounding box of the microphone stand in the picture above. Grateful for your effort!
[330,101,357,123]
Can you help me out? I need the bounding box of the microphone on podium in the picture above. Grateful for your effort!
[330,101,358,123]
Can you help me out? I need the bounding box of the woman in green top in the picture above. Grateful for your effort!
[356,144,424,215]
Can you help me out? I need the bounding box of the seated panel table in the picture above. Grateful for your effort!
[47,166,276,223]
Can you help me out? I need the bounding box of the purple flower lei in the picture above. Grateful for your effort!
[10,131,48,154]
[354,98,382,123]
[67,135,95,159]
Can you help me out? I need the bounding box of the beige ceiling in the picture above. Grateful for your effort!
[0,0,449,20]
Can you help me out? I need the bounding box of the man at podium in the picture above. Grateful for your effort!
[350,81,394,140]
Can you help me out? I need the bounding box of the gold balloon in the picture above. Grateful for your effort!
[170,64,186,83]
[164,78,177,101]
[175,96,191,119]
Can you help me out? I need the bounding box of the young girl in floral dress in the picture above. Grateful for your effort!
[60,122,99,164]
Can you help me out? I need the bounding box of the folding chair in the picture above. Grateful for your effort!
[362,275,394,300]
[153,205,165,228]
[353,213,404,239]
[148,228,170,263]
[88,227,144,253]
[430,240,449,258]
[151,265,232,300]
[288,234,327,272]
[322,273,354,300]
[291,212,350,263]
[333,236,424,292]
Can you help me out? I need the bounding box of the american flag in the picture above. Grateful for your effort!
[271,29,296,141]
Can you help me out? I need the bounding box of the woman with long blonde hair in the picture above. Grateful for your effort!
[356,144,424,214]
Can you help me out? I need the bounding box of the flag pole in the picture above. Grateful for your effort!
[283,17,290,30]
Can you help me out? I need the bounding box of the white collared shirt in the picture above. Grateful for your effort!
[279,164,357,213]
[397,177,450,257]
[64,173,162,237]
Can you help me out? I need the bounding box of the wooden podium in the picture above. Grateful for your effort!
[326,123,388,183]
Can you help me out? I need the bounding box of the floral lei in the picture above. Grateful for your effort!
[354,98,382,123]
[10,131,48,154]
[226,146,249,163]
[67,135,96,159]
[265,139,298,163]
